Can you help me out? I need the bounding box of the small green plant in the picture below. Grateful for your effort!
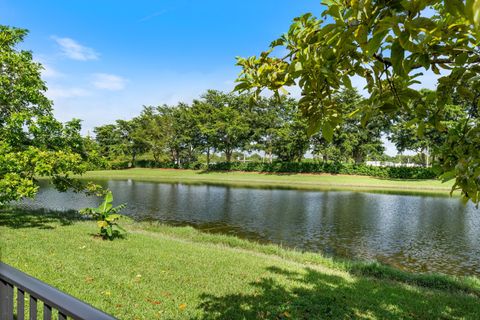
[80,191,126,240]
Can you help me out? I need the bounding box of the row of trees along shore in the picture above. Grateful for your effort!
[91,88,467,174]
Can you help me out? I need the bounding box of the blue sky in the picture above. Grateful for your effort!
[0,0,323,126]
[1,0,435,155]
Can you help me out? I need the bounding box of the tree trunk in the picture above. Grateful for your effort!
[353,149,363,164]
[131,153,136,168]
[425,146,430,167]
[188,145,194,164]
[225,149,232,162]
[174,149,180,166]
[206,148,210,167]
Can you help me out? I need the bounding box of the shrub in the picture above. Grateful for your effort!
[109,160,130,170]
[206,161,437,179]
[80,191,126,240]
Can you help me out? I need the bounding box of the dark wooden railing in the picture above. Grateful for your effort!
[0,262,116,320]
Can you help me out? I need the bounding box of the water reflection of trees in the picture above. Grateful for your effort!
[22,181,480,275]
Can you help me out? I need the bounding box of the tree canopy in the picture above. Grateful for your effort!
[0,25,98,204]
[93,89,394,167]
[235,0,480,203]
[312,88,386,163]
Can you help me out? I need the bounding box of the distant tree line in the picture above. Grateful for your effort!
[90,88,467,169]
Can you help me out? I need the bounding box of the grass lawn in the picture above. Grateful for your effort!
[1,209,479,319]
[82,168,455,196]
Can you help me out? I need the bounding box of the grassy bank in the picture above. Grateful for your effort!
[1,209,479,319]
[82,168,455,196]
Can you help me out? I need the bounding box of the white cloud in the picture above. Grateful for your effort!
[92,73,128,91]
[52,36,99,61]
[46,87,91,99]
[41,63,64,79]
[48,69,237,135]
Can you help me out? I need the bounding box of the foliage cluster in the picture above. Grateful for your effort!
[80,191,126,240]
[0,26,100,204]
[234,0,480,202]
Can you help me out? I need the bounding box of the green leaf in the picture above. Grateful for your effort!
[445,0,465,16]
[115,224,127,232]
[321,0,335,6]
[440,170,457,182]
[354,24,368,47]
[294,61,303,72]
[322,122,334,142]
[342,75,352,89]
[379,102,396,113]
[105,191,113,203]
[233,82,251,92]
[367,31,387,55]
[455,52,469,65]
[466,0,480,29]
[408,17,436,32]
[107,226,113,238]
[417,122,425,137]
[106,214,121,222]
[391,40,405,76]
[270,38,285,47]
[417,54,430,70]
[98,201,112,213]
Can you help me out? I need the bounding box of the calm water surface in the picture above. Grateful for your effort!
[20,180,480,276]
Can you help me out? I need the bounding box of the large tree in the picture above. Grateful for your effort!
[115,119,149,165]
[93,124,123,160]
[235,1,480,203]
[191,98,219,166]
[199,90,253,162]
[134,106,172,164]
[268,98,310,162]
[0,26,96,204]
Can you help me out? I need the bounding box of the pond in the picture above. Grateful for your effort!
[19,179,480,277]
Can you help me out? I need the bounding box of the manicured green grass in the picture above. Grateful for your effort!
[82,168,455,196]
[1,209,479,319]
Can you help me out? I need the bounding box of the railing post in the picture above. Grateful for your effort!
[0,279,14,320]
[0,279,5,320]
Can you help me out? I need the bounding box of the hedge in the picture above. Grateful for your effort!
[206,162,437,179]
[105,160,437,180]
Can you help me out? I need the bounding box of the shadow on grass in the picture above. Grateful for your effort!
[194,266,480,320]
[346,261,480,297]
[0,207,84,229]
